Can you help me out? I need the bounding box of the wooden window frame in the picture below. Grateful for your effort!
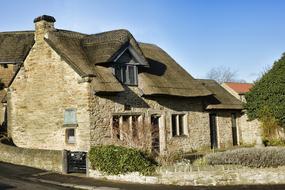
[111,114,143,141]
[171,113,188,137]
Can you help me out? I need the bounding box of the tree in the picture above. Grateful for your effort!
[245,53,285,128]
[206,66,245,84]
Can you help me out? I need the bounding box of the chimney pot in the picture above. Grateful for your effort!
[34,15,56,23]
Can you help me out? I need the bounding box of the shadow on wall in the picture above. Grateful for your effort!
[144,96,204,112]
[97,85,150,109]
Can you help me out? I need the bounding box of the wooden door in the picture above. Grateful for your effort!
[209,113,218,149]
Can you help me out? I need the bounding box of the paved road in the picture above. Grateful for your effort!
[1,161,285,190]
[0,162,73,190]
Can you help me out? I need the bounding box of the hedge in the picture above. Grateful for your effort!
[205,147,285,168]
[89,145,157,175]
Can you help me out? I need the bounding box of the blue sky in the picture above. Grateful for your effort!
[1,0,285,82]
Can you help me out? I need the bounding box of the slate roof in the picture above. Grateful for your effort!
[223,82,253,95]
[198,79,243,110]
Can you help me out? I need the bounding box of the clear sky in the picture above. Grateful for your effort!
[1,0,285,82]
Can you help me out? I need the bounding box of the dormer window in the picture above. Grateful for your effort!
[112,45,148,86]
[114,64,138,86]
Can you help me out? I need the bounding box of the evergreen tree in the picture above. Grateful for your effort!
[245,53,285,127]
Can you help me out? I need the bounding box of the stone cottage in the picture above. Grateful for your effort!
[0,15,254,154]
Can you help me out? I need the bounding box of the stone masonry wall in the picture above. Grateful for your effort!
[89,166,285,186]
[216,111,240,148]
[0,142,64,172]
[239,113,261,145]
[89,85,237,153]
[8,23,91,151]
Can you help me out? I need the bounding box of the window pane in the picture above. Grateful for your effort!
[64,109,77,124]
[66,129,75,144]
[128,65,135,85]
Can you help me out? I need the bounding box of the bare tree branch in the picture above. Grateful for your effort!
[206,66,245,83]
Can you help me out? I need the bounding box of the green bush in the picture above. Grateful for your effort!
[88,145,157,175]
[263,139,285,146]
[245,53,285,127]
[205,147,285,168]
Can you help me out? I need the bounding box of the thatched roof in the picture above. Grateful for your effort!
[198,79,243,110]
[0,28,211,97]
[139,43,211,97]
[0,31,34,88]
[45,29,125,93]
[44,29,211,97]
[0,31,34,63]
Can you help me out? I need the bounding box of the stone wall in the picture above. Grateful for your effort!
[216,111,240,148]
[89,86,238,153]
[89,166,285,186]
[239,113,261,145]
[8,21,91,151]
[0,142,64,172]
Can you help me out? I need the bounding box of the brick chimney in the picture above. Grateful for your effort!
[33,15,56,42]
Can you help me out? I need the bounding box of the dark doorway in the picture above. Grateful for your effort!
[231,113,238,146]
[151,115,160,154]
[209,113,218,149]
[67,151,86,173]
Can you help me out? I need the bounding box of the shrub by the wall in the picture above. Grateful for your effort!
[205,147,285,168]
[89,145,157,175]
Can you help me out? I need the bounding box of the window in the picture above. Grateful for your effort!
[64,109,77,125]
[111,114,141,141]
[171,114,187,137]
[114,64,138,86]
[66,128,75,144]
